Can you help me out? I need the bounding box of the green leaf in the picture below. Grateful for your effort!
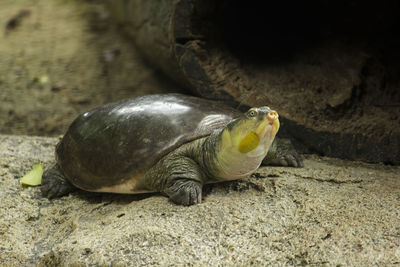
[20,163,43,186]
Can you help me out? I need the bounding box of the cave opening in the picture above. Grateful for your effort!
[193,1,398,66]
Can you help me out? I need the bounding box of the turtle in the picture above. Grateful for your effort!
[41,93,303,205]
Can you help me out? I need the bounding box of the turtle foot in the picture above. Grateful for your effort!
[41,164,76,199]
[164,179,202,206]
[263,138,304,168]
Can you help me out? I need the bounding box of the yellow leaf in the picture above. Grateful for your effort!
[20,163,43,186]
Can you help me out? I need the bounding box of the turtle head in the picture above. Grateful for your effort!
[215,106,279,179]
[222,107,279,154]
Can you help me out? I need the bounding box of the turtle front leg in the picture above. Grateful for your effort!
[147,156,205,206]
[263,137,304,167]
[164,179,202,206]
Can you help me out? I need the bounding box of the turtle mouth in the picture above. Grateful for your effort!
[254,110,280,139]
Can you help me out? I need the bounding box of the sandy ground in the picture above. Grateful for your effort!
[0,134,399,266]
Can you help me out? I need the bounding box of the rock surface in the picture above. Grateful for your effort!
[106,0,400,164]
[1,134,399,266]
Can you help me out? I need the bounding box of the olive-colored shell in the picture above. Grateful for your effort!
[56,94,240,190]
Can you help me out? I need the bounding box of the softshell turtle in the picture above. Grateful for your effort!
[41,94,302,205]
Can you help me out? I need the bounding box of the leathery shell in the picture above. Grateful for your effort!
[56,94,241,190]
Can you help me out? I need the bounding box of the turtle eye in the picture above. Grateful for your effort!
[247,109,257,117]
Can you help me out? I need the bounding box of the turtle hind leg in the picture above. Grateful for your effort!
[41,164,76,199]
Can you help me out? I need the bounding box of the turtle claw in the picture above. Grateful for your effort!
[278,153,304,168]
[164,179,202,206]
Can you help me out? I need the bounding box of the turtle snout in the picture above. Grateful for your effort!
[266,111,279,122]
[267,110,280,134]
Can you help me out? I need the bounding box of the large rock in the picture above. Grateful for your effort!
[106,0,400,164]
[0,134,399,265]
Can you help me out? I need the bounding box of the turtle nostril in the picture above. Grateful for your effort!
[267,111,278,121]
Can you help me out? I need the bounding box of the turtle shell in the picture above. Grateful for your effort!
[56,94,241,190]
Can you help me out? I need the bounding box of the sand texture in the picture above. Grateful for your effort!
[1,135,399,266]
